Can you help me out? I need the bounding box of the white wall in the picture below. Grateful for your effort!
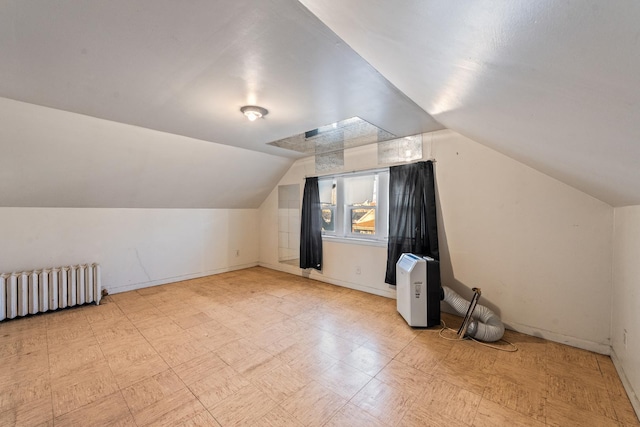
[259,142,396,298]
[0,208,259,294]
[611,206,640,415]
[432,130,613,353]
[0,97,292,209]
[259,129,614,353]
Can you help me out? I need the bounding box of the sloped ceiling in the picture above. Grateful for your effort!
[4,1,639,209]
[0,0,441,208]
[300,0,640,207]
[0,97,293,209]
[0,0,440,158]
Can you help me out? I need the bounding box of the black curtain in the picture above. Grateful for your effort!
[384,161,439,285]
[299,177,323,270]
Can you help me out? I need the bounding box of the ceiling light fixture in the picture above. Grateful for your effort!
[240,105,268,121]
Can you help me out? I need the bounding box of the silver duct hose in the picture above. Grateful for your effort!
[442,286,505,342]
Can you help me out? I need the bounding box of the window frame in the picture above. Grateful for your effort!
[318,168,389,244]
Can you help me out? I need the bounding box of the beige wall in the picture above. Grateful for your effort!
[612,206,640,414]
[259,144,397,298]
[0,208,259,294]
[259,129,614,353]
[432,130,613,352]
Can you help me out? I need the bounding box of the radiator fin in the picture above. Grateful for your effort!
[1,263,101,321]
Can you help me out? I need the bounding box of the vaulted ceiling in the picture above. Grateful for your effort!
[1,1,639,207]
[0,0,439,158]
[300,0,640,207]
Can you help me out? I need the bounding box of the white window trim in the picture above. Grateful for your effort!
[322,234,388,247]
[318,168,389,243]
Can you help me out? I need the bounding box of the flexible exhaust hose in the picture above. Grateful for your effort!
[442,286,505,342]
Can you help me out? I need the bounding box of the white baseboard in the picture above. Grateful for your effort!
[501,319,611,355]
[258,260,300,276]
[258,261,397,299]
[106,262,259,295]
[439,305,611,354]
[263,262,611,354]
[611,349,640,421]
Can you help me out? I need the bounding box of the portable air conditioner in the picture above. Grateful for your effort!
[396,253,441,327]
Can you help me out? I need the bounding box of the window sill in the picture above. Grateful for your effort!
[321,235,388,248]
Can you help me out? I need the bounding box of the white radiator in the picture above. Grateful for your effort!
[0,263,101,321]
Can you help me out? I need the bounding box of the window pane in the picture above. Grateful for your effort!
[351,207,375,234]
[344,175,376,207]
[317,170,388,240]
[318,178,336,204]
[319,178,337,233]
[321,206,335,232]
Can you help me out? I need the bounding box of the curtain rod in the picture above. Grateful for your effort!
[305,158,436,179]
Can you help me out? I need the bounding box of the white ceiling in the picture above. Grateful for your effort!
[0,0,440,159]
[2,1,639,208]
[300,0,640,207]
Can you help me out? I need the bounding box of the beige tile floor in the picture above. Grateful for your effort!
[0,266,638,426]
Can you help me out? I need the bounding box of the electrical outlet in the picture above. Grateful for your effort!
[355,266,361,275]
[624,329,628,349]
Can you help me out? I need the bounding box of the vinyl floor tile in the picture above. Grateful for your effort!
[230,349,283,380]
[472,398,546,427]
[361,332,414,358]
[153,336,211,368]
[547,366,616,419]
[174,409,221,427]
[351,377,415,425]
[215,338,262,365]
[418,377,483,426]
[251,363,310,403]
[111,355,171,390]
[315,361,372,400]
[53,391,136,427]
[208,384,277,426]
[51,362,119,417]
[286,349,339,379]
[172,352,227,386]
[280,381,347,427]
[0,267,637,426]
[323,402,388,427]
[483,371,546,421]
[432,357,492,396]
[189,365,251,409]
[251,405,305,427]
[48,342,105,379]
[612,394,640,426]
[131,387,205,427]
[0,375,51,413]
[341,346,391,376]
[394,341,447,375]
[90,317,141,346]
[399,408,469,427]
[121,369,185,414]
[545,397,620,427]
[0,328,47,359]
[375,359,433,397]
[0,395,53,427]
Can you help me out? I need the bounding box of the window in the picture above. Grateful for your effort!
[318,169,389,242]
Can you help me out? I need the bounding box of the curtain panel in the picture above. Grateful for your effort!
[384,161,439,285]
[299,177,323,270]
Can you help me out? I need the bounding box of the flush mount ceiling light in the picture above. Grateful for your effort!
[240,105,268,121]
